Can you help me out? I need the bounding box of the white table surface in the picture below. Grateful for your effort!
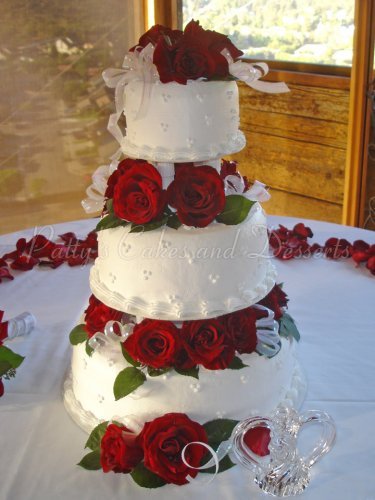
[0,216,374,500]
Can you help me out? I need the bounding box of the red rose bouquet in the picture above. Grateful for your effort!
[132,20,243,84]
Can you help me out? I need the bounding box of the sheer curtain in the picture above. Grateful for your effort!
[0,0,144,234]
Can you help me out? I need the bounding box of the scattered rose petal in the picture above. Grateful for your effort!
[0,379,4,398]
[0,267,14,282]
[366,255,375,275]
[10,255,39,271]
[293,222,313,239]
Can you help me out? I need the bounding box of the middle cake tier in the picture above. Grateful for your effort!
[90,203,276,320]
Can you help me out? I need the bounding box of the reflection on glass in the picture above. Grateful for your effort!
[0,1,129,233]
[183,0,354,66]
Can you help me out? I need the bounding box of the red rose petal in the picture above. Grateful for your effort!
[0,267,14,282]
[243,426,271,457]
[366,255,375,275]
[352,239,370,253]
[10,254,39,271]
[0,319,8,341]
[293,222,313,239]
[58,232,79,244]
[0,379,4,397]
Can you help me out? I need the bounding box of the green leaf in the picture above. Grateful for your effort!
[147,367,171,377]
[203,418,239,444]
[85,340,94,357]
[69,324,87,345]
[279,312,300,342]
[121,344,141,368]
[113,367,146,400]
[130,463,166,488]
[85,421,109,451]
[0,360,12,377]
[77,449,102,470]
[0,345,24,370]
[129,216,168,233]
[228,356,248,370]
[175,366,199,379]
[106,198,114,214]
[96,213,128,232]
[216,195,255,225]
[166,214,182,230]
[200,454,237,474]
[200,418,239,475]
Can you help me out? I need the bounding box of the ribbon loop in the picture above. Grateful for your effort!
[254,305,282,357]
[221,49,290,94]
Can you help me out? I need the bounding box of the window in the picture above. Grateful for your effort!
[0,0,137,234]
[182,0,354,68]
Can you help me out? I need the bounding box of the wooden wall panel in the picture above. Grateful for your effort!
[232,81,350,222]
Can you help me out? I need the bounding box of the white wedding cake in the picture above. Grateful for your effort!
[64,21,305,488]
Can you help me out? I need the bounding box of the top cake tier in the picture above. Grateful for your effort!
[121,79,246,162]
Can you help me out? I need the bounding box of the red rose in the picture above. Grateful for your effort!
[259,284,288,320]
[167,165,225,227]
[0,311,8,343]
[130,24,182,51]
[105,159,146,200]
[100,423,143,473]
[220,159,250,193]
[139,412,208,485]
[0,379,4,397]
[244,426,271,457]
[224,307,258,354]
[123,319,181,369]
[84,295,123,338]
[113,161,167,224]
[153,20,243,84]
[181,319,235,370]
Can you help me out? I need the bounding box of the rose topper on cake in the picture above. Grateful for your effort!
[102,20,289,158]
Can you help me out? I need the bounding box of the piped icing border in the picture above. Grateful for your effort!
[90,259,277,321]
[120,131,246,162]
[63,350,307,435]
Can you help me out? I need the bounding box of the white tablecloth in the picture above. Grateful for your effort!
[0,216,374,500]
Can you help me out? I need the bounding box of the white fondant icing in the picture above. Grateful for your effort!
[90,204,276,320]
[122,80,246,162]
[64,337,306,433]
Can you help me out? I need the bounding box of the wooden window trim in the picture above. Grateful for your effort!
[242,60,351,90]
[343,0,375,226]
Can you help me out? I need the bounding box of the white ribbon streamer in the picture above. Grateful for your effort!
[6,312,36,340]
[102,43,158,148]
[224,176,270,203]
[88,320,134,351]
[254,305,282,357]
[181,439,232,485]
[81,161,119,214]
[245,180,271,202]
[221,49,290,94]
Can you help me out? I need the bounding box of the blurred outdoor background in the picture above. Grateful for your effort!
[2,0,372,235]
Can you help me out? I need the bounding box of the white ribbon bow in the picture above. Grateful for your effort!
[81,161,119,214]
[88,320,134,351]
[6,312,36,340]
[254,305,282,357]
[221,48,290,94]
[224,175,271,203]
[102,43,158,148]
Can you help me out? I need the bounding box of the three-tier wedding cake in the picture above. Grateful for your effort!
[64,21,305,488]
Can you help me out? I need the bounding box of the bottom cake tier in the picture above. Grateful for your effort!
[64,337,306,433]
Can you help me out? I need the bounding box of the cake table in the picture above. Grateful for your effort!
[0,215,374,500]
